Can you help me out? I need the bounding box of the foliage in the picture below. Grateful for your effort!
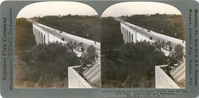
[124,14,185,40]
[36,15,101,42]
[102,40,167,88]
[77,45,99,78]
[174,44,185,62]
[86,45,98,62]
[15,18,36,52]
[66,41,74,52]
[101,17,124,50]
[16,42,80,88]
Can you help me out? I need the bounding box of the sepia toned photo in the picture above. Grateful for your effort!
[14,1,101,88]
[1,0,199,98]
[101,2,186,88]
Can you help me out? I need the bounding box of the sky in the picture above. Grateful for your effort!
[101,2,182,17]
[17,1,98,18]
[17,1,184,18]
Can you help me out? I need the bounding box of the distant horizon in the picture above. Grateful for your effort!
[17,14,100,19]
[101,13,182,18]
[17,13,182,19]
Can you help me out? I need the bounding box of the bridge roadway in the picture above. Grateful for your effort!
[33,21,100,51]
[121,20,186,50]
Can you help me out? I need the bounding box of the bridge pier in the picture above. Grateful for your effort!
[33,23,50,44]
[32,21,100,51]
[120,20,186,49]
[120,22,137,43]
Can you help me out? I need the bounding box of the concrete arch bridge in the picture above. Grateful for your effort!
[32,21,100,51]
[120,20,185,51]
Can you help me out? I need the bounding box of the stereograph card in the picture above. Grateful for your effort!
[0,0,199,98]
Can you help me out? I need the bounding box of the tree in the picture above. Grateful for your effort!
[77,42,84,51]
[102,40,167,88]
[174,44,185,62]
[86,45,98,62]
[119,43,133,60]
[125,14,185,40]
[37,15,101,42]
[66,41,74,52]
[16,42,80,88]
[15,18,36,52]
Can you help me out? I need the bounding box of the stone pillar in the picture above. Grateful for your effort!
[128,31,130,43]
[35,29,37,44]
[126,31,128,43]
[127,30,128,43]
[131,33,134,42]
[135,32,137,42]
[43,34,45,44]
[124,29,126,43]
[122,26,124,41]
[129,31,131,43]
[130,32,132,43]
[37,30,39,44]
[38,32,39,44]
[127,31,129,43]
[47,32,49,44]
[39,32,41,44]
[41,32,42,44]
[126,31,127,43]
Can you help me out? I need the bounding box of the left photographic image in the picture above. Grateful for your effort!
[14,1,101,88]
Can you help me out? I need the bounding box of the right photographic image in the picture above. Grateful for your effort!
[101,2,186,88]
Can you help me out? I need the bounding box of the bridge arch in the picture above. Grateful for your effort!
[42,33,43,44]
[44,35,46,44]
[132,33,133,42]
[39,32,41,43]
[126,30,128,42]
[129,31,131,42]
[120,22,138,43]
[40,32,42,44]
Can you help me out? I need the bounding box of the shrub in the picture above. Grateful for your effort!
[120,41,167,77]
[174,44,185,62]
[102,40,167,88]
[15,18,36,52]
[16,42,80,88]
[86,45,98,61]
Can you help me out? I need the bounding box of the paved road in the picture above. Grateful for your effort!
[33,22,100,51]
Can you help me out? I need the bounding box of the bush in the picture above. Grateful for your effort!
[102,40,167,88]
[15,18,36,52]
[120,41,167,77]
[16,42,80,88]
[174,44,185,62]
[86,45,98,61]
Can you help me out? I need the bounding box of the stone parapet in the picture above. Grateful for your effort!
[68,66,92,88]
[155,65,180,89]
